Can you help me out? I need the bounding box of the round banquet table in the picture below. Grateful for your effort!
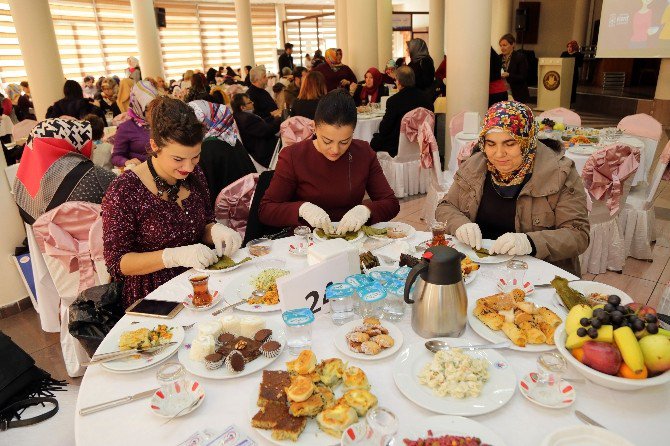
[75,233,667,446]
[564,136,646,186]
[353,114,382,143]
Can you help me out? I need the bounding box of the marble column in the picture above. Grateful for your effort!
[655,59,670,100]
[9,0,65,120]
[130,0,165,78]
[572,0,591,46]
[377,0,393,70]
[345,0,378,79]
[429,0,445,60]
[235,0,255,69]
[335,0,349,63]
[490,0,514,49]
[275,4,286,50]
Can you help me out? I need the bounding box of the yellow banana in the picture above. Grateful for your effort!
[566,304,593,335]
[614,326,645,374]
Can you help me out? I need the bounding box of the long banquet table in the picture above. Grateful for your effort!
[75,233,667,445]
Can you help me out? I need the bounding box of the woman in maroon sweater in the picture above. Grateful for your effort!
[259,90,399,234]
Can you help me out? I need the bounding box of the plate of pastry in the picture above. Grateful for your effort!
[249,350,379,445]
[451,239,513,264]
[363,222,416,241]
[468,289,561,352]
[393,338,515,416]
[178,318,285,379]
[221,267,290,312]
[334,317,403,361]
[397,415,507,446]
[312,223,364,243]
[97,321,184,373]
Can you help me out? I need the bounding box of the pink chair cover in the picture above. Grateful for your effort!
[12,119,37,141]
[582,144,640,216]
[449,111,465,137]
[400,107,437,169]
[538,108,581,126]
[32,202,103,294]
[214,173,259,237]
[617,113,662,141]
[457,140,478,167]
[280,116,315,147]
[659,141,670,181]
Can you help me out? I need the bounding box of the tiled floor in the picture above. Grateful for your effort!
[3,135,670,386]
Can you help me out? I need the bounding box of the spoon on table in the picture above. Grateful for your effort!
[425,340,511,353]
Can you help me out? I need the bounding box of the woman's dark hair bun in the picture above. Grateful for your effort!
[148,96,204,152]
[314,89,357,128]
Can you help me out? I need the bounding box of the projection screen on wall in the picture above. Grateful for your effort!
[597,0,670,58]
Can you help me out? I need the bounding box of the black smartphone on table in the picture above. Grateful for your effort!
[125,299,183,319]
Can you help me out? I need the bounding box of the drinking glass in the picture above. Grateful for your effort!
[528,352,567,406]
[326,283,355,325]
[293,225,312,256]
[282,308,314,355]
[503,259,528,292]
[156,362,190,409]
[366,407,398,446]
[188,274,212,307]
[430,221,449,246]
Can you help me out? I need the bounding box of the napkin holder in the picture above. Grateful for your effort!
[463,112,480,135]
[307,239,360,275]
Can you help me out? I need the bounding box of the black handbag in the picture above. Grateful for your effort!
[68,281,125,357]
[0,332,66,431]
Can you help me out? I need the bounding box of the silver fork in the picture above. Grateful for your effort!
[211,298,250,316]
[181,322,195,331]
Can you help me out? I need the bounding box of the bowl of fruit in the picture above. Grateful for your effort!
[554,295,670,391]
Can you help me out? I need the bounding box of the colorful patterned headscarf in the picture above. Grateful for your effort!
[5,83,22,102]
[478,100,538,188]
[128,80,158,127]
[188,100,239,146]
[325,48,338,66]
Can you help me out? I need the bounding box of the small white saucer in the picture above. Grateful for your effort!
[519,373,575,409]
[182,291,222,311]
[496,278,535,295]
[150,380,205,417]
[288,241,313,256]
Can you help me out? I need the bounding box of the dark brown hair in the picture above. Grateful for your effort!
[147,96,204,153]
[500,33,516,45]
[83,113,105,141]
[298,71,327,100]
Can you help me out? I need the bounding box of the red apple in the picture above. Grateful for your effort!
[581,341,622,375]
[626,303,657,317]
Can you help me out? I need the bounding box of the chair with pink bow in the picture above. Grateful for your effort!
[617,113,662,185]
[538,108,582,126]
[377,107,434,198]
[457,140,479,167]
[580,144,640,274]
[267,116,315,170]
[215,173,260,239]
[11,119,37,142]
[619,140,670,261]
[32,201,108,377]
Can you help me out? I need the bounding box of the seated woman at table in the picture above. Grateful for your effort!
[435,101,589,277]
[102,97,242,309]
[259,90,399,234]
[111,80,156,168]
[291,71,328,120]
[350,67,388,107]
[13,118,116,224]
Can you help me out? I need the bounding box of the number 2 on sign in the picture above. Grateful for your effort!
[305,291,329,314]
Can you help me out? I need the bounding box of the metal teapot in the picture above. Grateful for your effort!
[403,246,467,338]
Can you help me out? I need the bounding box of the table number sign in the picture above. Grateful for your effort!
[276,252,351,314]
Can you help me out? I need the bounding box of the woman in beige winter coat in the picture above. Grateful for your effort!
[436,101,589,277]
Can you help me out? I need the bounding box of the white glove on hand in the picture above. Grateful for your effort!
[299,202,333,231]
[337,205,371,234]
[210,223,242,257]
[491,232,532,256]
[162,244,218,270]
[455,223,482,250]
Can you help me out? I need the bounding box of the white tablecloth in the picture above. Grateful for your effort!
[75,234,667,446]
[353,115,382,143]
[564,136,646,186]
[450,131,479,172]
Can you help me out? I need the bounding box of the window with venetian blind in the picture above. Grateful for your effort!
[283,4,335,68]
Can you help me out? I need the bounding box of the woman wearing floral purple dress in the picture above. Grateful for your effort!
[102,97,242,308]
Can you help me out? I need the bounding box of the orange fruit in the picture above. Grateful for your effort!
[617,363,648,379]
[571,347,585,363]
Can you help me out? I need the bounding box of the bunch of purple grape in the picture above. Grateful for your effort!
[575,295,659,339]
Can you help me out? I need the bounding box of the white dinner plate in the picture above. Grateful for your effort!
[194,252,254,274]
[567,145,597,155]
[540,425,634,446]
[178,320,285,380]
[552,281,633,315]
[97,321,184,373]
[467,299,557,352]
[248,377,347,446]
[220,269,289,313]
[368,222,416,241]
[333,319,403,361]
[398,415,507,446]
[393,338,515,416]
[451,239,513,264]
[312,222,364,243]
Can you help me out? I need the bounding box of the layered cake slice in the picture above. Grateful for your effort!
[258,370,292,407]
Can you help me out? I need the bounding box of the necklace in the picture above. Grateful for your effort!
[147,156,189,202]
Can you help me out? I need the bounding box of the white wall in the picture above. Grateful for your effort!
[511,0,579,58]
[392,0,429,11]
